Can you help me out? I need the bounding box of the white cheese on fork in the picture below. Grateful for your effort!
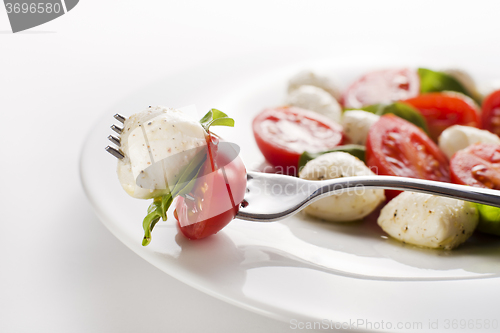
[117,106,207,199]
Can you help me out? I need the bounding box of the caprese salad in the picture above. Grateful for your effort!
[252,67,500,250]
[115,106,246,245]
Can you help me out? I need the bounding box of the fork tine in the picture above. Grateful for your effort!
[108,135,121,146]
[105,146,125,159]
[114,114,126,123]
[111,124,123,134]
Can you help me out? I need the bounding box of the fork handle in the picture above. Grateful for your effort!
[313,175,500,208]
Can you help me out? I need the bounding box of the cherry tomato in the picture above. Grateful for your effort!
[450,143,500,189]
[481,89,500,136]
[174,135,247,240]
[341,68,419,109]
[252,106,344,175]
[366,114,450,200]
[450,143,500,236]
[404,92,481,141]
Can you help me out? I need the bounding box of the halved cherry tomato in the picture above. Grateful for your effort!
[481,89,500,136]
[174,135,247,240]
[404,92,481,141]
[450,143,500,189]
[450,143,500,236]
[252,106,344,175]
[366,114,450,200]
[341,68,419,109]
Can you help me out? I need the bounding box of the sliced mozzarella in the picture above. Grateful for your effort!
[286,85,342,123]
[341,110,380,145]
[438,125,500,159]
[288,70,341,101]
[378,192,478,250]
[117,106,207,199]
[299,152,385,222]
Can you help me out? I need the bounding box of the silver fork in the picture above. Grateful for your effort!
[105,114,126,159]
[236,171,500,222]
[106,115,500,222]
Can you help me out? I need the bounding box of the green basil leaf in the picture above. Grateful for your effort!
[142,209,161,246]
[356,102,429,134]
[200,108,235,132]
[209,117,235,128]
[141,108,237,246]
[298,144,366,171]
[210,108,229,120]
[377,102,430,134]
[170,148,207,197]
[199,110,214,124]
[160,195,173,221]
[418,68,480,104]
[476,204,500,236]
[142,148,207,246]
[358,104,386,115]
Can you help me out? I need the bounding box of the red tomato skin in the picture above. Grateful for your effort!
[450,143,500,189]
[341,68,419,109]
[174,136,247,240]
[176,202,238,240]
[481,90,500,136]
[366,114,450,200]
[252,106,344,175]
[404,92,481,141]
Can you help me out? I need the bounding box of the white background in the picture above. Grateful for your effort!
[2,1,500,332]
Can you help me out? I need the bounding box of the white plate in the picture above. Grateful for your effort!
[81,58,500,332]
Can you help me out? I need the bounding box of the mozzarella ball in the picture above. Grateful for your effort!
[438,125,500,159]
[117,106,207,199]
[286,85,342,123]
[378,192,478,250]
[288,70,341,100]
[299,152,385,222]
[341,110,380,145]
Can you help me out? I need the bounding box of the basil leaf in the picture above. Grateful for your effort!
[378,102,430,134]
[141,108,237,246]
[141,148,207,246]
[142,209,161,246]
[358,104,386,114]
[200,108,235,132]
[160,195,172,221]
[476,204,500,236]
[170,148,207,197]
[298,144,366,171]
[418,68,480,104]
[356,102,428,134]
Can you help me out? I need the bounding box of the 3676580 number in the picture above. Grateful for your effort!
[5,2,61,14]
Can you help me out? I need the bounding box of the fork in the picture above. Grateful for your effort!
[105,113,126,160]
[235,172,500,222]
[106,114,500,223]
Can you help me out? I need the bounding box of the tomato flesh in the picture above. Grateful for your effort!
[450,143,500,189]
[366,114,450,200]
[174,135,247,240]
[252,106,344,175]
[404,92,481,141]
[342,68,419,109]
[481,89,500,136]
[450,143,500,236]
